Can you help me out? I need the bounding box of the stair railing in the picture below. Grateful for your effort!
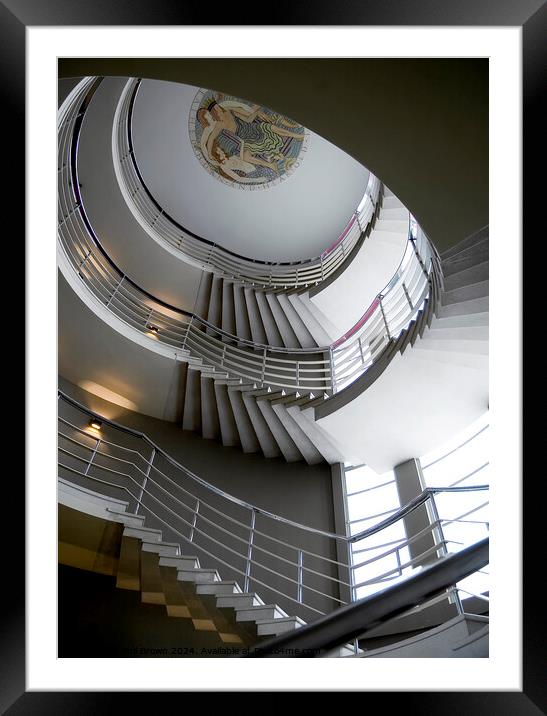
[58,391,489,623]
[59,78,441,400]
[113,77,381,290]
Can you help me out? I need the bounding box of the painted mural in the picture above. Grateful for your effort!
[189,89,309,190]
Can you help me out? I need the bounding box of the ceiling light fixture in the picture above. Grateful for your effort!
[146,324,160,335]
[89,418,102,430]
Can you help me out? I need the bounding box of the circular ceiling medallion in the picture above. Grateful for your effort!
[189,89,309,190]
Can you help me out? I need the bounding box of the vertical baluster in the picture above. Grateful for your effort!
[379,296,391,340]
[136,446,155,515]
[296,361,300,391]
[297,549,304,603]
[260,348,267,387]
[402,282,413,310]
[329,347,337,394]
[428,493,464,615]
[244,509,256,593]
[189,499,200,543]
[84,437,101,476]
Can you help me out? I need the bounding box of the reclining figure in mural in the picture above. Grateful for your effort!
[196,97,304,185]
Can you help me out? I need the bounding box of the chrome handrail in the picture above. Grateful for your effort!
[58,391,489,620]
[113,77,381,289]
[59,77,442,397]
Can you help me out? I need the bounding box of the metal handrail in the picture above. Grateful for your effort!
[113,77,381,289]
[59,77,441,397]
[243,538,489,656]
[58,391,489,620]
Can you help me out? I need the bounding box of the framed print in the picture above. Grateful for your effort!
[9,0,543,710]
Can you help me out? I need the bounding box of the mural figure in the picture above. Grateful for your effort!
[190,90,308,189]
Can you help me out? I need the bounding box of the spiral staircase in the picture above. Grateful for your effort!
[58,75,489,658]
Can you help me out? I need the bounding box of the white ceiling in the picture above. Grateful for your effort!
[132,79,370,262]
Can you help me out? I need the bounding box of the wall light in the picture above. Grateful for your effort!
[89,418,102,431]
[146,323,160,335]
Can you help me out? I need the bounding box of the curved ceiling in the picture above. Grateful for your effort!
[131,78,369,262]
[61,59,488,253]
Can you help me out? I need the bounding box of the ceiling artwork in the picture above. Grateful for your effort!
[188,88,309,190]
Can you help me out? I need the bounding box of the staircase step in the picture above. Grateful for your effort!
[414,337,488,356]
[255,395,303,462]
[213,381,241,447]
[244,287,268,345]
[256,616,306,636]
[443,261,489,292]
[432,311,489,329]
[266,292,301,348]
[182,367,202,431]
[227,387,262,454]
[177,568,220,584]
[437,296,489,318]
[441,227,489,261]
[221,281,236,337]
[200,374,221,440]
[105,508,146,528]
[287,404,348,464]
[374,219,409,234]
[158,555,201,570]
[442,247,489,277]
[255,291,284,347]
[233,283,253,342]
[195,580,243,596]
[288,293,335,346]
[442,280,489,305]
[276,292,317,348]
[426,324,489,341]
[216,592,265,609]
[270,400,325,465]
[141,540,181,557]
[123,525,162,542]
[239,388,283,458]
[207,275,223,331]
[235,604,288,623]
[381,195,405,210]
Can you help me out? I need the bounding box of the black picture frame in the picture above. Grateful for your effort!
[9,0,542,711]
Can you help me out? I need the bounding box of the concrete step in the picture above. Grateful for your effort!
[442,247,489,277]
[432,311,489,329]
[241,388,283,458]
[443,261,489,292]
[244,286,268,345]
[182,366,202,432]
[213,381,241,447]
[207,275,223,332]
[381,195,405,210]
[221,280,236,337]
[271,399,325,465]
[374,219,409,234]
[425,324,489,341]
[200,374,221,440]
[195,580,242,596]
[288,404,352,464]
[141,540,181,557]
[158,555,201,570]
[288,293,334,346]
[177,568,220,584]
[378,207,408,221]
[276,292,317,348]
[442,280,489,306]
[216,592,265,609]
[266,292,301,349]
[105,508,146,528]
[407,345,488,371]
[235,604,288,623]
[414,337,488,355]
[441,227,489,261]
[227,387,262,454]
[436,296,489,318]
[255,394,303,462]
[123,525,162,542]
[255,291,284,347]
[233,283,253,342]
[256,615,306,636]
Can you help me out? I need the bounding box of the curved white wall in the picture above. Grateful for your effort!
[131,79,370,262]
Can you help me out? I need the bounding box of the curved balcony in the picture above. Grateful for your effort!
[58,390,489,630]
[59,77,441,399]
[112,77,381,289]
